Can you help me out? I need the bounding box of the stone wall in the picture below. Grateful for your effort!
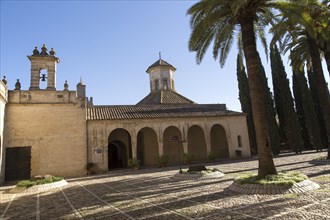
[4,90,87,178]
[0,81,8,184]
[87,114,251,171]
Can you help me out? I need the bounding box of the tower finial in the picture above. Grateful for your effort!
[159,51,161,60]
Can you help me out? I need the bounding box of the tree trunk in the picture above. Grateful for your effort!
[307,35,330,159]
[240,17,277,177]
[324,51,330,77]
[236,54,258,154]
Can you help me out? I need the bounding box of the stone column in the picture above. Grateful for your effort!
[181,124,188,154]
[204,125,211,155]
[30,66,40,90]
[157,127,164,156]
[182,142,188,154]
[47,65,56,90]
[131,131,137,159]
[158,141,163,156]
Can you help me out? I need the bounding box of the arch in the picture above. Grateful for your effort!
[108,128,132,170]
[187,125,207,162]
[163,126,183,165]
[39,69,48,89]
[210,124,229,159]
[137,127,159,166]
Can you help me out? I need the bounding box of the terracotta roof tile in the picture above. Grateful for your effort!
[137,90,195,105]
[87,104,242,120]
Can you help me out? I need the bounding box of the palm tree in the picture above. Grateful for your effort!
[187,0,286,177]
[317,0,330,76]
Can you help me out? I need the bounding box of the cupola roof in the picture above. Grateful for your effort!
[146,58,176,73]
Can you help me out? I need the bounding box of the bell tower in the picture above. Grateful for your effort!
[27,44,60,90]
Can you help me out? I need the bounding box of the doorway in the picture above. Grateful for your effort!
[108,141,127,169]
[5,147,31,181]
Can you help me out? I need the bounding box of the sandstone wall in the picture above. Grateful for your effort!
[0,81,8,184]
[4,90,87,178]
[87,114,251,171]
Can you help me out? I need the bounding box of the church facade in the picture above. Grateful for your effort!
[0,46,251,183]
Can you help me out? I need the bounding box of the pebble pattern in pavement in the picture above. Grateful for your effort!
[0,151,329,219]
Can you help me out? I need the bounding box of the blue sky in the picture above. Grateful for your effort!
[1,1,329,111]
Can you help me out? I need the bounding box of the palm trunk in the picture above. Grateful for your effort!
[240,17,277,177]
[324,51,330,77]
[307,34,330,159]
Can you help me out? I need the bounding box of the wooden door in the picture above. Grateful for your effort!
[5,147,31,181]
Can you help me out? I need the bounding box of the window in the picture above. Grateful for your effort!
[155,80,159,91]
[163,78,168,89]
[237,135,242,147]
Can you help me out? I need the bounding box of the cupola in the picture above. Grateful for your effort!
[146,54,176,92]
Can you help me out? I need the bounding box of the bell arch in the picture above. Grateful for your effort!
[163,126,183,165]
[28,44,59,90]
[187,125,207,162]
[108,128,132,170]
[210,124,229,159]
[137,127,159,166]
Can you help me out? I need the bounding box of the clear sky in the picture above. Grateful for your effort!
[1,1,329,112]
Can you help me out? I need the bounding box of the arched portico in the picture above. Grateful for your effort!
[163,126,183,165]
[108,128,132,170]
[210,124,229,159]
[137,127,159,166]
[187,125,207,162]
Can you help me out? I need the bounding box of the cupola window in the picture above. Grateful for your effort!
[155,80,159,91]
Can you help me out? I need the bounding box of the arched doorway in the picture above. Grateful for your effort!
[210,124,229,159]
[108,128,132,170]
[163,126,183,165]
[137,127,158,166]
[108,141,127,169]
[188,125,207,162]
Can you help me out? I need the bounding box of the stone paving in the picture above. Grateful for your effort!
[0,151,329,220]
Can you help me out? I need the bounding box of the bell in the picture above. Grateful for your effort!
[41,74,47,82]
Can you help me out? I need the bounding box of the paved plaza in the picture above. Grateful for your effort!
[1,151,329,220]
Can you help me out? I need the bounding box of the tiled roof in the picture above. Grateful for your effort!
[146,59,176,72]
[137,90,195,105]
[87,104,243,120]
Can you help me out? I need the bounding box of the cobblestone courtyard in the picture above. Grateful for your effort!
[1,151,329,220]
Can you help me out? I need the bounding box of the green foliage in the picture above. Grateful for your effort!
[234,172,308,187]
[258,54,281,155]
[17,176,64,188]
[313,156,328,160]
[187,0,272,68]
[283,193,299,198]
[183,153,194,164]
[182,168,221,176]
[307,68,329,149]
[236,54,257,154]
[128,158,140,169]
[270,45,304,153]
[292,70,324,150]
[157,155,169,167]
[208,152,218,162]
